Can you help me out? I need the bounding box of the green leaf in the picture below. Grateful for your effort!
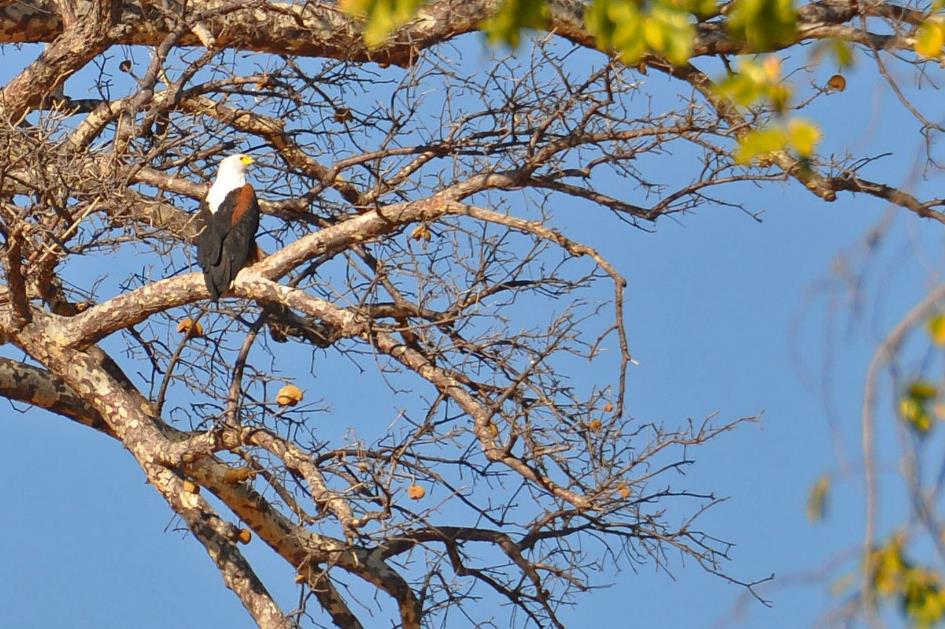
[927,314,945,346]
[689,0,720,18]
[713,61,769,106]
[340,0,425,47]
[663,0,718,17]
[900,381,937,435]
[586,0,641,61]
[902,569,945,627]
[611,2,647,63]
[908,380,938,401]
[728,0,797,51]
[805,474,829,523]
[734,126,787,164]
[810,38,856,68]
[587,0,696,65]
[712,58,792,110]
[645,5,694,65]
[870,536,907,598]
[482,0,549,47]
[787,118,821,158]
[829,38,855,67]
[916,18,945,59]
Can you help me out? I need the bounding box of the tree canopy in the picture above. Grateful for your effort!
[2,0,945,627]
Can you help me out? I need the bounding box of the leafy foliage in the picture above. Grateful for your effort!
[915,17,945,59]
[870,537,945,627]
[899,380,938,435]
[712,58,821,164]
[713,57,790,111]
[806,474,830,523]
[339,0,425,46]
[585,0,694,65]
[732,118,820,164]
[727,0,797,51]
[928,314,945,346]
[482,0,549,46]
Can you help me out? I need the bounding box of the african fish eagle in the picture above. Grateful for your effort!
[197,154,260,301]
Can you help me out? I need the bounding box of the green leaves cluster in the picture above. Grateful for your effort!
[913,0,945,59]
[339,0,425,47]
[810,38,855,68]
[585,0,797,65]
[482,0,549,46]
[894,315,945,434]
[899,380,938,435]
[712,58,821,164]
[928,313,945,346]
[870,537,945,627]
[340,0,802,66]
[727,0,796,51]
[916,19,945,59]
[894,315,945,435]
[713,57,790,111]
[584,0,699,66]
[732,119,820,164]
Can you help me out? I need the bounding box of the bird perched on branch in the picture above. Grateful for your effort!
[197,154,260,301]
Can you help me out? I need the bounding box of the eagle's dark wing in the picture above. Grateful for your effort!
[198,184,260,301]
[196,205,222,270]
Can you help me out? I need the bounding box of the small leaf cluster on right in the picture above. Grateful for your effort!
[898,315,945,436]
[870,535,945,627]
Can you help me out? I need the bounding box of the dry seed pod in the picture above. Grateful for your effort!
[177,318,204,337]
[276,384,303,407]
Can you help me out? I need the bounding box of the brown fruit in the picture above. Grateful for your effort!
[407,484,426,500]
[587,419,602,432]
[276,384,304,407]
[333,108,353,123]
[176,318,204,337]
[602,402,613,413]
[617,483,630,499]
[410,225,432,242]
[237,528,252,544]
[827,74,846,92]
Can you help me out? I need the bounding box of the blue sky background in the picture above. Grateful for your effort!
[1,32,943,629]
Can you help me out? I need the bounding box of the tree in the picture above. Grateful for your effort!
[2,0,944,627]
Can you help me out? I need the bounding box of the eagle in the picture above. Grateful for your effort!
[197,154,260,301]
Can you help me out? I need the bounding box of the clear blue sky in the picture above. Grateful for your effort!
[1,35,941,629]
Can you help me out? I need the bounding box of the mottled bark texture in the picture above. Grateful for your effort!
[0,0,942,627]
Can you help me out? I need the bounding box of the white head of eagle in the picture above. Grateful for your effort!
[196,154,261,301]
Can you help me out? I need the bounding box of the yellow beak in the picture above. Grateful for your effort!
[240,155,254,165]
